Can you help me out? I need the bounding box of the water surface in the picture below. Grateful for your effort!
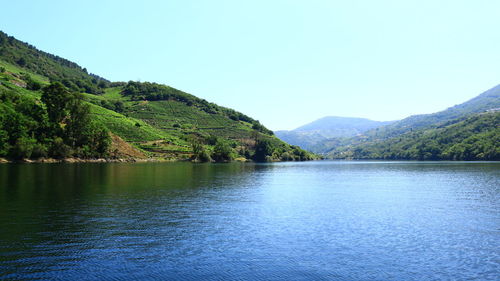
[0,161,499,280]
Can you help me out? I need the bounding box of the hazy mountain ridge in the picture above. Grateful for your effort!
[324,84,500,160]
[276,116,393,152]
[358,84,500,140]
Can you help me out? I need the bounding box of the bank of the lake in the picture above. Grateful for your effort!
[0,157,178,164]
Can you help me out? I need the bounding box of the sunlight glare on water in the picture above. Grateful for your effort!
[0,161,499,280]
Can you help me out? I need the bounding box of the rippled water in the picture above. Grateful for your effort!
[0,161,499,280]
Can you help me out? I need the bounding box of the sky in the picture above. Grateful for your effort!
[1,0,499,130]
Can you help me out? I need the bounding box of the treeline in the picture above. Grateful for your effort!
[0,82,110,160]
[0,31,109,94]
[329,112,499,160]
[122,81,274,135]
[190,136,316,163]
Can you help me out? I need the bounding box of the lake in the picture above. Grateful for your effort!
[0,161,499,280]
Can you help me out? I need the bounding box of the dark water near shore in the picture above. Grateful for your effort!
[0,161,499,280]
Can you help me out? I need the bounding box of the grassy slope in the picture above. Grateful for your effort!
[1,58,309,160]
[0,30,315,161]
[87,87,294,159]
[0,60,49,84]
[0,64,168,156]
[0,31,106,94]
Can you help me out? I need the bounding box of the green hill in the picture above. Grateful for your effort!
[0,31,108,94]
[329,112,499,160]
[325,85,500,160]
[0,31,316,162]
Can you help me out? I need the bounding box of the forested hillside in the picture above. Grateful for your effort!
[354,84,500,142]
[329,112,499,160]
[0,31,316,162]
[325,85,500,160]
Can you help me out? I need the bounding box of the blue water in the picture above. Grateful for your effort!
[0,161,499,280]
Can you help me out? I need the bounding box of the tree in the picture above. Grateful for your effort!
[17,57,26,67]
[253,139,274,162]
[92,127,111,157]
[42,82,72,129]
[21,73,42,90]
[0,129,9,156]
[49,137,71,159]
[190,137,211,162]
[9,137,35,160]
[65,97,92,147]
[40,82,111,158]
[212,139,234,162]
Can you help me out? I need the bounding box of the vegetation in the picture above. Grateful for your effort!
[299,84,500,161]
[329,112,499,160]
[121,81,273,135]
[2,27,496,162]
[0,30,317,162]
[0,31,108,94]
[0,82,110,160]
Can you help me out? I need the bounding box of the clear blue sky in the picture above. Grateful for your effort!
[1,0,499,130]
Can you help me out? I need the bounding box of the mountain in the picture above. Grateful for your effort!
[356,84,500,141]
[0,31,316,162]
[326,84,500,160]
[276,117,393,152]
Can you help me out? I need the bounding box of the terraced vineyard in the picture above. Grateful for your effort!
[0,30,316,162]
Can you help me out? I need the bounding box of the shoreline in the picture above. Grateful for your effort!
[0,157,177,164]
[0,157,253,164]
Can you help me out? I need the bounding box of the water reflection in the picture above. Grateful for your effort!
[0,161,498,280]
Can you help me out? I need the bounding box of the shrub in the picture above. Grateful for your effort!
[253,139,274,162]
[211,139,234,162]
[31,143,48,158]
[9,137,36,159]
[49,137,71,159]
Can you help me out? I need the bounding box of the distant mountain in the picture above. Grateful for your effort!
[356,84,500,141]
[326,84,500,160]
[276,117,393,152]
[328,111,499,160]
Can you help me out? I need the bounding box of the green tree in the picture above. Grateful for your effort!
[9,137,35,160]
[41,82,110,158]
[212,139,234,162]
[49,137,71,159]
[65,97,92,147]
[21,73,42,90]
[190,137,211,162]
[41,82,72,131]
[0,129,9,156]
[92,127,111,157]
[253,139,274,162]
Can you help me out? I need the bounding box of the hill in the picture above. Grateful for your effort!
[328,112,499,160]
[356,84,500,141]
[276,117,392,152]
[325,85,500,160]
[0,31,108,94]
[0,31,316,162]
